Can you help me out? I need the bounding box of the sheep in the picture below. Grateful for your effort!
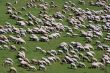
[86,52,94,58]
[0,40,8,44]
[39,64,46,71]
[59,42,68,48]
[19,46,27,51]
[17,51,26,58]
[78,52,84,58]
[6,2,12,6]
[84,44,94,50]
[36,46,42,51]
[91,62,100,68]
[41,57,51,65]
[50,50,57,55]
[48,33,61,39]
[54,56,61,62]
[37,60,47,66]
[14,0,18,4]
[31,59,38,65]
[9,67,17,73]
[20,60,29,67]
[91,62,105,69]
[16,21,26,26]
[27,64,37,71]
[38,4,48,10]
[70,50,77,55]
[9,35,26,44]
[40,36,49,42]
[22,7,26,11]
[54,11,65,19]
[58,50,64,54]
[64,56,74,64]
[2,0,110,72]
[3,45,10,50]
[6,58,14,63]
[0,45,3,50]
[30,34,39,41]
[10,45,17,51]
[3,60,13,66]
[41,49,47,54]
[91,57,98,62]
[66,32,73,37]
[16,37,26,44]
[70,62,77,69]
[48,57,55,63]
[7,9,13,14]
[73,54,80,60]
[78,62,86,68]
[78,0,85,5]
[82,56,91,62]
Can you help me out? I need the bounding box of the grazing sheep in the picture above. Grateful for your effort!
[2,0,110,72]
[10,45,17,51]
[30,34,39,41]
[78,62,86,68]
[91,62,105,69]
[3,60,13,66]
[27,64,37,71]
[40,36,49,42]
[70,63,77,69]
[31,59,38,65]
[9,67,17,73]
[19,46,27,51]
[39,64,46,71]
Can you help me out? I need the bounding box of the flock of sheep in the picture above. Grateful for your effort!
[1,0,110,73]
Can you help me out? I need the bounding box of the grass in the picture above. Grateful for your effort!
[0,0,110,73]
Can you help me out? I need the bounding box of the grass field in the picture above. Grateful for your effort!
[0,0,110,73]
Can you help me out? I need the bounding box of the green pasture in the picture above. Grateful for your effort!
[0,0,110,73]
